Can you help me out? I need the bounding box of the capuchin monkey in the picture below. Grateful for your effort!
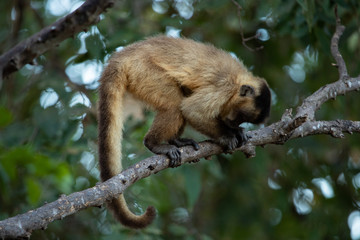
[98,36,271,229]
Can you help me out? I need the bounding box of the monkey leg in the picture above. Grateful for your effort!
[144,110,187,168]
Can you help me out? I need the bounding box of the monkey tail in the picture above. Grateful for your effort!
[98,64,156,229]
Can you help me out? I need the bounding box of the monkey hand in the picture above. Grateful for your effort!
[235,127,249,146]
[217,134,239,153]
[217,128,249,153]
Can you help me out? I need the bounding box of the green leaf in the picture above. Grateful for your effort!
[184,166,202,209]
[297,0,315,31]
[0,146,32,180]
[85,33,106,60]
[0,122,32,147]
[54,163,73,194]
[25,177,42,205]
[348,31,359,52]
[32,107,66,138]
[0,106,13,128]
[32,154,54,177]
[168,223,188,236]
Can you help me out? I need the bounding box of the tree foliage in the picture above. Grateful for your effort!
[0,0,360,239]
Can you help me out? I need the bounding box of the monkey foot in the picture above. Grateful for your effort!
[166,146,182,168]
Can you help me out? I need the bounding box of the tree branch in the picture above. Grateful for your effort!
[294,76,360,121]
[0,0,114,80]
[331,5,348,80]
[1,117,359,239]
[293,6,359,122]
[291,120,360,139]
[1,5,360,240]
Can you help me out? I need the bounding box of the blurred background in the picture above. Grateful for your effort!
[1,0,360,239]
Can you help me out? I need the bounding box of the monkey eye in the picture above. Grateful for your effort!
[240,85,255,97]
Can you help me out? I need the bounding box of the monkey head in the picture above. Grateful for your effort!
[221,79,271,129]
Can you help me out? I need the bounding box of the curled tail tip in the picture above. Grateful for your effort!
[133,205,156,229]
[120,205,157,229]
[146,205,157,219]
[143,205,157,226]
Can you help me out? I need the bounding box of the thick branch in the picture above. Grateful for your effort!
[0,0,114,80]
[291,120,360,138]
[1,118,359,239]
[243,120,360,155]
[294,76,360,121]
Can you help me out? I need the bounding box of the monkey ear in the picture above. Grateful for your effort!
[240,85,255,97]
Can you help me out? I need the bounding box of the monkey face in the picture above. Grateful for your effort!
[222,82,271,128]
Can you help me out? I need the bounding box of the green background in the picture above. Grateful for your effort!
[1,0,360,239]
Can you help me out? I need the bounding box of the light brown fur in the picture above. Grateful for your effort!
[98,35,271,229]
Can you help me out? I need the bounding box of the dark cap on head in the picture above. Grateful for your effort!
[253,83,271,124]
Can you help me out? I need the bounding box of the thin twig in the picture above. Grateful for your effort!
[230,0,263,51]
[330,5,348,80]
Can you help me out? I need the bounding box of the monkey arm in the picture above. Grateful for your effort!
[143,109,190,168]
